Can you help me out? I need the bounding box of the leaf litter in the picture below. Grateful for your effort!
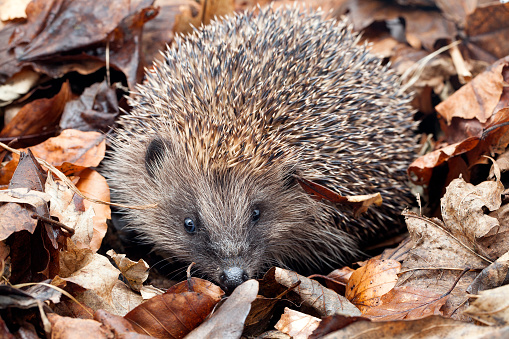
[1,0,509,338]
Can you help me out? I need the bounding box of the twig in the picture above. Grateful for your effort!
[31,213,75,235]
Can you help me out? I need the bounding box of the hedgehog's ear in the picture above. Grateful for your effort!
[145,137,170,177]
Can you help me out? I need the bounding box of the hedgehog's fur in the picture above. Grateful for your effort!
[105,6,415,289]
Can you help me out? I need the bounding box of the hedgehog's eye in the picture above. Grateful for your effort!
[251,209,261,223]
[184,218,196,234]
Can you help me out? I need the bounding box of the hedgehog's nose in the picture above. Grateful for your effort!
[220,267,249,293]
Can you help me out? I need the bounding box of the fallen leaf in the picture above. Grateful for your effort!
[266,267,362,317]
[362,286,448,321]
[186,279,258,339]
[319,315,506,338]
[0,188,50,240]
[436,62,505,125]
[345,259,401,313]
[75,169,110,252]
[45,175,94,249]
[464,284,509,326]
[59,80,119,132]
[467,251,509,294]
[124,289,219,338]
[464,3,509,62]
[47,313,107,339]
[57,246,121,310]
[8,0,157,89]
[275,307,321,339]
[107,249,149,292]
[297,177,382,217]
[441,178,506,259]
[408,137,479,186]
[398,177,506,320]
[0,81,71,142]
[0,69,40,104]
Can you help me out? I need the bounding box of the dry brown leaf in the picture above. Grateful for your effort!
[319,315,506,339]
[1,150,62,284]
[243,295,284,337]
[436,62,505,125]
[56,239,122,312]
[201,0,234,25]
[31,130,105,172]
[59,80,119,132]
[0,81,71,140]
[307,266,355,295]
[124,290,218,338]
[124,277,223,337]
[328,267,355,285]
[110,280,145,316]
[464,284,509,326]
[47,313,107,339]
[173,0,234,36]
[398,177,508,320]
[186,279,258,339]
[7,0,157,89]
[345,259,400,314]
[140,285,165,300]
[45,175,94,249]
[93,309,137,337]
[107,249,149,292]
[275,307,321,339]
[271,267,361,317]
[441,178,506,259]
[362,286,448,321]
[0,188,49,240]
[408,137,479,186]
[467,251,509,294]
[0,129,106,185]
[166,277,225,299]
[75,169,110,252]
[347,0,456,51]
[297,177,382,217]
[464,3,509,62]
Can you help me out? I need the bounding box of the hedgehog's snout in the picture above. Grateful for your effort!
[219,267,249,293]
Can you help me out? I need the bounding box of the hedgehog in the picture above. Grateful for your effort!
[105,6,416,292]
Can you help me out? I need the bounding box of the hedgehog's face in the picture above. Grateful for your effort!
[141,136,312,292]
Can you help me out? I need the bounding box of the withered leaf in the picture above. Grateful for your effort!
[345,259,400,314]
[407,137,479,185]
[266,267,361,317]
[297,177,382,216]
[47,313,107,339]
[464,3,509,63]
[398,177,507,320]
[7,0,157,89]
[166,277,225,301]
[441,178,506,259]
[467,251,509,294]
[464,284,509,326]
[186,280,258,339]
[75,169,110,252]
[106,249,149,292]
[319,315,505,338]
[436,61,506,125]
[59,80,119,132]
[0,81,70,142]
[124,290,219,338]
[362,286,448,321]
[1,130,106,183]
[275,307,321,339]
